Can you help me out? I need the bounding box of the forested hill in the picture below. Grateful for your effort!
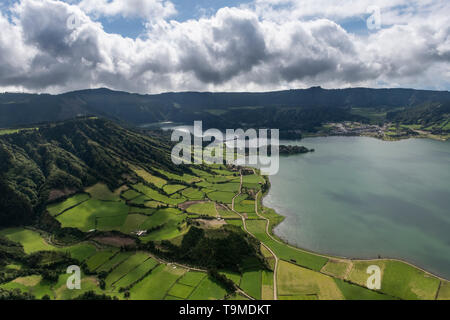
[0,118,186,227]
[1,87,450,130]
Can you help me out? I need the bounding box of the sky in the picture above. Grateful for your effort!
[0,0,449,94]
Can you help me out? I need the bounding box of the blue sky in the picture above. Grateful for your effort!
[92,0,254,38]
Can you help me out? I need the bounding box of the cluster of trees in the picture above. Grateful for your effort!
[0,118,194,228]
[143,226,266,273]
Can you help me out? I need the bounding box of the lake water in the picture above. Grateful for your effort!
[263,136,450,279]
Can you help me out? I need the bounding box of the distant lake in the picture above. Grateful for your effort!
[263,136,450,279]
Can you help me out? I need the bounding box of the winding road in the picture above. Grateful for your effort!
[231,170,279,300]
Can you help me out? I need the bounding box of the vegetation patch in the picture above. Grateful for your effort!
[47,194,90,216]
[186,202,217,217]
[188,276,227,300]
[56,199,129,232]
[277,261,343,300]
[130,264,186,300]
[86,183,119,201]
[240,270,262,299]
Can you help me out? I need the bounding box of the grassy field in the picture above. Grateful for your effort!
[137,208,187,241]
[130,264,186,300]
[178,271,207,287]
[163,184,187,195]
[121,189,141,200]
[47,194,90,216]
[97,252,134,272]
[56,199,129,232]
[85,249,119,271]
[277,261,344,300]
[240,271,262,299]
[120,214,149,233]
[0,228,55,254]
[133,183,187,205]
[105,252,150,287]
[167,283,195,299]
[133,168,167,188]
[262,270,274,300]
[0,275,53,299]
[114,258,159,290]
[86,183,120,201]
[334,279,394,300]
[321,260,351,279]
[186,202,217,217]
[181,187,205,200]
[155,168,199,184]
[438,281,450,300]
[188,276,227,300]
[216,205,239,218]
[207,191,235,203]
[245,220,328,271]
[348,260,440,300]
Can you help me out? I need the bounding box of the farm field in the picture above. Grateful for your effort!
[186,202,217,217]
[348,260,441,300]
[86,183,120,201]
[47,194,90,216]
[245,219,328,271]
[1,164,447,301]
[240,271,262,299]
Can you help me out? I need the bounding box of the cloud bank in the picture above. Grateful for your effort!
[0,0,449,93]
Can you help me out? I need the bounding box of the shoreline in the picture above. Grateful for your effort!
[259,170,450,283]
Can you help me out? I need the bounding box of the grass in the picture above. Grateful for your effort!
[221,271,241,286]
[262,270,274,300]
[240,271,262,299]
[348,260,440,300]
[334,279,394,300]
[0,228,98,262]
[188,276,227,300]
[242,174,265,184]
[277,261,343,300]
[163,184,187,195]
[114,258,159,291]
[56,199,129,232]
[178,271,207,287]
[129,195,151,205]
[120,214,150,233]
[245,220,328,271]
[105,252,150,287]
[210,182,240,192]
[181,187,205,200]
[47,194,90,216]
[168,283,195,299]
[216,205,239,218]
[155,168,199,184]
[207,191,235,203]
[85,249,119,271]
[437,281,450,300]
[0,275,53,299]
[85,183,120,201]
[139,208,188,242]
[0,228,55,254]
[133,168,167,188]
[97,252,134,273]
[130,264,186,300]
[122,189,141,200]
[321,260,350,278]
[186,202,217,217]
[133,183,186,205]
[61,243,97,262]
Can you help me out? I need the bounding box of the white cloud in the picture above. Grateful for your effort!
[78,0,176,20]
[0,0,449,93]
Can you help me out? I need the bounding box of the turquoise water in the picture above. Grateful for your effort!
[263,136,450,279]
